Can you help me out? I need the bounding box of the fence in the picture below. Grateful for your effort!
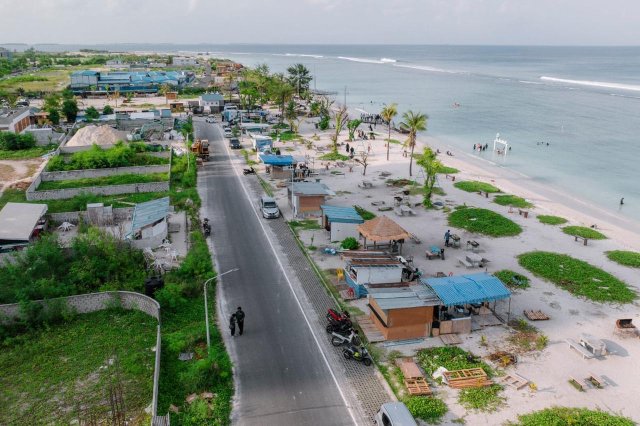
[0,291,163,419]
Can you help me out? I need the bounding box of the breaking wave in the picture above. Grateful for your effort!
[284,53,324,59]
[540,76,640,92]
[337,56,385,64]
[380,57,397,63]
[393,63,465,75]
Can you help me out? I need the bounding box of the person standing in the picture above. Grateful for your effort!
[229,313,236,337]
[444,229,451,247]
[620,198,625,206]
[235,307,245,336]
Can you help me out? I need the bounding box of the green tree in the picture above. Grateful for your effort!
[61,98,79,122]
[47,108,60,125]
[380,103,398,161]
[84,106,100,120]
[347,119,362,141]
[330,105,349,153]
[43,93,61,111]
[416,147,443,207]
[286,63,312,97]
[401,110,428,176]
[284,100,298,132]
[238,81,259,111]
[269,74,294,124]
[102,104,114,115]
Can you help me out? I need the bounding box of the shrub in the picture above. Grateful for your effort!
[513,407,635,426]
[454,180,500,193]
[438,166,459,174]
[340,237,359,250]
[458,385,505,412]
[354,205,376,221]
[318,114,330,130]
[0,131,36,150]
[493,269,530,289]
[537,215,567,225]
[403,396,447,423]
[518,251,635,303]
[494,195,533,208]
[319,151,350,161]
[46,142,168,171]
[417,346,494,377]
[562,226,607,240]
[448,208,522,237]
[606,250,640,268]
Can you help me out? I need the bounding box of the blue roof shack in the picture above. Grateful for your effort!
[260,154,294,179]
[320,205,364,242]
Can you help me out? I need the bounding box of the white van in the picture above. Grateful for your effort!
[375,402,418,426]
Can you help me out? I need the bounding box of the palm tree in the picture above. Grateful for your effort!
[331,106,349,153]
[380,103,398,161]
[269,75,294,124]
[401,110,428,176]
[287,63,312,97]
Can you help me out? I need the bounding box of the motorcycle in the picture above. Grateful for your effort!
[331,328,361,347]
[243,167,255,175]
[203,218,211,237]
[342,344,372,366]
[326,308,352,333]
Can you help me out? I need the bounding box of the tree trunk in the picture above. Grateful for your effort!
[409,141,415,176]
[387,125,391,161]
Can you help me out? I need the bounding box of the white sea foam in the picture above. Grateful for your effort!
[285,53,324,59]
[541,76,640,92]
[380,57,397,63]
[393,63,464,75]
[337,56,385,64]
[519,80,544,85]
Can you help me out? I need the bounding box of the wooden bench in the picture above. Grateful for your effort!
[518,209,529,218]
[445,174,456,181]
[458,257,474,268]
[524,310,550,321]
[587,373,606,388]
[477,191,489,198]
[566,338,595,359]
[574,235,589,246]
[569,376,588,392]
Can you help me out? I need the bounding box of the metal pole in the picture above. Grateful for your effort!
[203,268,239,351]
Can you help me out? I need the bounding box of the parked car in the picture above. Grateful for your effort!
[229,138,241,149]
[223,128,233,138]
[260,196,280,219]
[375,402,417,426]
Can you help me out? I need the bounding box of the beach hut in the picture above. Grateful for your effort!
[260,154,295,180]
[367,286,441,341]
[357,216,411,254]
[288,182,334,218]
[125,197,171,249]
[343,256,405,298]
[321,205,364,242]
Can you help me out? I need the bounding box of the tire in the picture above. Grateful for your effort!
[352,335,362,346]
[363,357,372,366]
[331,336,343,346]
[342,349,351,359]
[326,324,334,333]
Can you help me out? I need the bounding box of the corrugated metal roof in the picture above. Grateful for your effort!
[421,273,511,306]
[128,197,170,236]
[291,182,334,196]
[259,154,294,166]
[321,205,364,224]
[201,93,224,102]
[369,285,441,309]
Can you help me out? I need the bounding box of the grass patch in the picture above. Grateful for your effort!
[562,226,607,240]
[417,347,494,378]
[449,207,522,237]
[512,407,635,426]
[240,149,257,166]
[438,166,459,174]
[289,219,322,231]
[454,180,500,193]
[537,215,567,225]
[507,319,547,352]
[319,152,350,161]
[494,195,533,208]
[354,205,376,220]
[432,187,446,196]
[458,385,505,412]
[37,172,169,190]
[493,270,530,289]
[0,309,155,425]
[257,175,274,197]
[518,251,635,303]
[0,68,73,92]
[606,250,640,268]
[385,138,403,145]
[0,144,57,160]
[47,143,169,172]
[403,396,448,423]
[271,130,300,141]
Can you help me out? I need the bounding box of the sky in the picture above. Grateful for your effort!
[1,0,639,46]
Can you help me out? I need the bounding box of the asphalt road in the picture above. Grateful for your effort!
[196,121,356,426]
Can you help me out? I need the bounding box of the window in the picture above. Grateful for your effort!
[381,413,392,426]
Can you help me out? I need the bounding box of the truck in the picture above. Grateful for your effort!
[191,139,210,161]
[249,133,273,153]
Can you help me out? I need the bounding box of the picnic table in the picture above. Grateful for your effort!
[426,246,444,260]
[400,205,415,216]
[358,180,374,189]
[450,234,461,248]
[466,240,480,252]
[466,253,483,267]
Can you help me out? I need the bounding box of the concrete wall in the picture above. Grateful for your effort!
[352,265,403,285]
[23,127,64,146]
[26,181,170,201]
[49,207,134,224]
[330,222,360,242]
[40,164,170,181]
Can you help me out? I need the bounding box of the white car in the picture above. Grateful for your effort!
[375,402,417,426]
[223,129,233,138]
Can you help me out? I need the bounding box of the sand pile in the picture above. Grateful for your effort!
[66,125,126,147]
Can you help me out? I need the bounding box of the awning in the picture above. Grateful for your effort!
[357,216,411,242]
[259,154,294,166]
[127,197,170,237]
[321,205,364,224]
[421,273,511,306]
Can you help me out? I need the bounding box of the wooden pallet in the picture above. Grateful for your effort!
[524,310,550,321]
[405,378,432,395]
[397,358,423,380]
[440,334,462,346]
[500,373,529,390]
[355,315,385,343]
[443,368,493,388]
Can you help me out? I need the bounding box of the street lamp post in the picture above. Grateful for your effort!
[203,268,239,350]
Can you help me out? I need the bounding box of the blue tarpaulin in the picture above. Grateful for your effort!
[421,273,511,306]
[259,154,294,166]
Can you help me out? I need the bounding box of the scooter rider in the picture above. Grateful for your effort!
[235,307,245,335]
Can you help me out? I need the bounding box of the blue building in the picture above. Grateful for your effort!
[70,70,195,94]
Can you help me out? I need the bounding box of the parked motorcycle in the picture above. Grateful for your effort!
[331,328,361,347]
[243,167,256,175]
[326,308,352,333]
[342,344,373,366]
[203,218,211,237]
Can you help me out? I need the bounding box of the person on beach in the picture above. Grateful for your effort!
[235,307,245,335]
[620,198,624,206]
[444,230,451,247]
[229,313,236,337]
[345,143,350,153]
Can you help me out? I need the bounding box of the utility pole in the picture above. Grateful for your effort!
[203,268,239,350]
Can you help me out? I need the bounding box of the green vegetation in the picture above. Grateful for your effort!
[319,151,350,161]
[518,251,635,303]
[494,195,533,208]
[512,407,634,426]
[438,165,459,174]
[448,207,522,237]
[537,215,568,225]
[240,149,257,166]
[0,144,56,160]
[508,319,548,352]
[493,269,530,289]
[562,226,607,240]
[606,250,640,268]
[354,205,376,220]
[458,385,505,412]
[340,237,359,250]
[289,219,322,231]
[0,131,36,151]
[0,309,155,425]
[47,142,169,171]
[416,147,443,207]
[257,175,274,197]
[168,150,199,216]
[271,130,300,141]
[403,396,448,423]
[0,229,146,305]
[385,138,402,145]
[417,347,494,378]
[37,172,169,190]
[454,180,501,193]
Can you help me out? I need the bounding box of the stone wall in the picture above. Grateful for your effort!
[40,164,170,181]
[26,181,170,201]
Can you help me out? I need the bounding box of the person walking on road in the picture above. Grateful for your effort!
[235,307,245,336]
[229,313,237,337]
[444,229,451,247]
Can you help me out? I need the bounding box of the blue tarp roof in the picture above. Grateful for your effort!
[321,205,364,224]
[421,273,511,306]
[128,197,170,236]
[259,154,294,166]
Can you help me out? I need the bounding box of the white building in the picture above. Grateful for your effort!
[172,56,198,67]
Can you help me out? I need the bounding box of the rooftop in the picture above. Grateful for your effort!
[357,215,411,242]
[321,205,364,224]
[421,273,511,306]
[369,285,441,309]
[128,197,170,235]
[291,182,334,196]
[260,154,294,166]
[200,93,224,102]
[0,203,48,242]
